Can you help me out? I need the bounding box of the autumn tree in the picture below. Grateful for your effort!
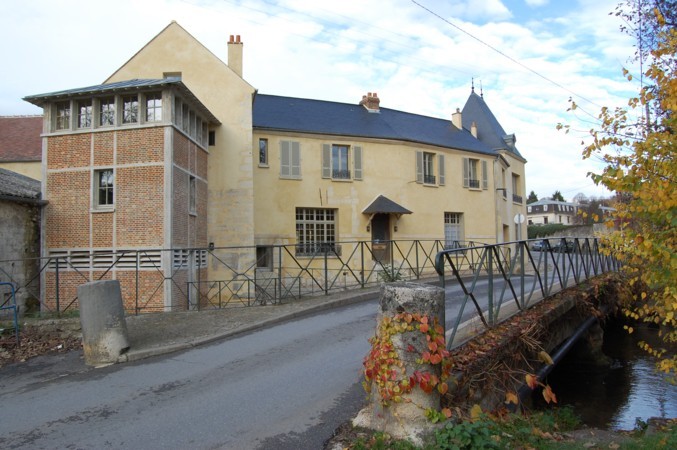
[563,1,676,374]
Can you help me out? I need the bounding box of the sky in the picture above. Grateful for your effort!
[0,0,639,201]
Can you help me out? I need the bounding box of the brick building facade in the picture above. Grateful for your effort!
[25,79,218,311]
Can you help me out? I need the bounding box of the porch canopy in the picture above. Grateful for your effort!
[362,195,412,216]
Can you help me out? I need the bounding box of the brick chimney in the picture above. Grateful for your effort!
[359,92,380,112]
[228,34,243,78]
[451,108,462,129]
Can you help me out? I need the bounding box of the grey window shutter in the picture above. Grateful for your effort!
[482,160,488,189]
[353,146,363,180]
[280,140,290,177]
[463,157,469,187]
[438,154,445,185]
[322,144,331,178]
[291,141,301,178]
[416,151,423,183]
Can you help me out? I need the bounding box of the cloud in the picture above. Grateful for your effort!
[525,0,549,7]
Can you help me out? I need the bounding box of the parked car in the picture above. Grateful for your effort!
[552,240,575,253]
[531,240,546,251]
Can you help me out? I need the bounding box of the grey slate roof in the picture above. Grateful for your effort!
[253,94,497,156]
[363,195,412,215]
[24,78,221,125]
[0,168,41,201]
[462,91,524,159]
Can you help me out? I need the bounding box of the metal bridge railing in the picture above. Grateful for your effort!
[0,239,491,315]
[434,237,620,348]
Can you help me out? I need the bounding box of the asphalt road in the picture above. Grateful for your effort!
[0,276,544,449]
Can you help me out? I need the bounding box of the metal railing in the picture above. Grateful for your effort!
[434,237,620,348]
[0,239,491,315]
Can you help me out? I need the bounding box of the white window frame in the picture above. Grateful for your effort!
[295,207,338,256]
[444,212,464,249]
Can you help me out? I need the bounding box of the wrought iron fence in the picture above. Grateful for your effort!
[0,239,491,315]
[434,237,620,348]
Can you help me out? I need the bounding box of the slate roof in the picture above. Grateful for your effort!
[462,91,524,159]
[24,78,220,125]
[0,116,42,162]
[253,94,497,156]
[363,195,412,215]
[0,168,41,200]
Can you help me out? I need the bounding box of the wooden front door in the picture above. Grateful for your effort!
[371,213,390,261]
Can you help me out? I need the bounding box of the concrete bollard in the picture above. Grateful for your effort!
[354,282,446,445]
[77,280,130,366]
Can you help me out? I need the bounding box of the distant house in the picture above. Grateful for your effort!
[0,168,45,315]
[23,22,528,312]
[526,199,578,225]
[0,116,43,180]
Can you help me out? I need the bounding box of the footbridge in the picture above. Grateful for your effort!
[434,237,621,410]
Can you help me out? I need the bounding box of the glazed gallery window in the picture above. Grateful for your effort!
[295,208,337,256]
[259,138,268,166]
[77,100,92,128]
[55,101,71,130]
[145,92,163,122]
[122,95,139,124]
[95,169,114,207]
[99,97,115,126]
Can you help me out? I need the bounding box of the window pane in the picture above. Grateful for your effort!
[78,100,92,128]
[55,101,71,130]
[100,97,115,126]
[122,95,138,124]
[97,169,114,206]
[259,139,268,165]
[146,92,162,122]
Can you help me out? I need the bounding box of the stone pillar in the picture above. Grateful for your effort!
[354,282,446,445]
[78,280,130,366]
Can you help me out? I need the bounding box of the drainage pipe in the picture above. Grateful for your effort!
[515,306,610,405]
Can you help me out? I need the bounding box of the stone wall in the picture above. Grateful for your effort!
[0,199,41,315]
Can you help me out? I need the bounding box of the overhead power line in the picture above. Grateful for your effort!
[410,0,605,111]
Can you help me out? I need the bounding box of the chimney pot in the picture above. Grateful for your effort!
[228,34,244,78]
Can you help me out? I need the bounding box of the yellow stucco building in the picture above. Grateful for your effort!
[25,21,527,310]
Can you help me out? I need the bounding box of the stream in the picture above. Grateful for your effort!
[537,318,677,430]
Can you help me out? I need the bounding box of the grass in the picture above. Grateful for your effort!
[344,408,677,449]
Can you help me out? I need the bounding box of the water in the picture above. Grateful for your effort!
[537,318,677,430]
